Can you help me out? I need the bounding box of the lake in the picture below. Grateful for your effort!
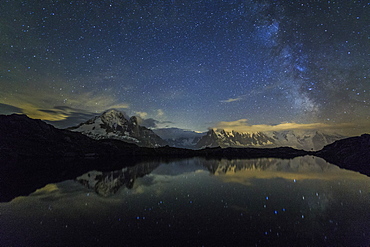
[1,156,369,246]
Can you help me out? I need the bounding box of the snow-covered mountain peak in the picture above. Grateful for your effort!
[100,109,128,126]
[68,109,166,147]
[102,108,122,116]
[213,128,262,137]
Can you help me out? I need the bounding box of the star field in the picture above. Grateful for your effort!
[0,0,369,135]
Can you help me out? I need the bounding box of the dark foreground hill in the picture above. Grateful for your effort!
[315,134,370,175]
[0,114,136,159]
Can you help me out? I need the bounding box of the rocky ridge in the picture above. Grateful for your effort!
[68,109,167,147]
[315,134,370,175]
[196,128,344,151]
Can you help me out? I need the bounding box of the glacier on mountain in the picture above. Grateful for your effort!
[196,128,345,151]
[68,109,167,147]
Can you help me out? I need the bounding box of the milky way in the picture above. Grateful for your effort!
[0,0,369,135]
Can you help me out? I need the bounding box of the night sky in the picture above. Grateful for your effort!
[0,0,369,135]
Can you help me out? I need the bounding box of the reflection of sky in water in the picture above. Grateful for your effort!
[1,156,369,246]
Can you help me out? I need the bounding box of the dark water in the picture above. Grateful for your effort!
[1,156,369,246]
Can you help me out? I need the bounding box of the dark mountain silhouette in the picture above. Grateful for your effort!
[0,113,138,159]
[315,134,370,175]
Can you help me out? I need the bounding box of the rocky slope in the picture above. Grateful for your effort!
[315,134,370,175]
[68,109,167,147]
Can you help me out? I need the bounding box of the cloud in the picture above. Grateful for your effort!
[135,111,148,118]
[11,103,69,121]
[0,68,132,124]
[107,103,130,109]
[0,103,23,114]
[135,116,174,129]
[55,91,129,111]
[0,86,129,124]
[219,90,265,104]
[214,119,355,133]
[220,97,243,103]
[136,117,158,128]
[132,109,175,129]
[43,106,98,128]
[156,109,165,118]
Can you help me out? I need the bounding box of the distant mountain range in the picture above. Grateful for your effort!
[0,112,367,165]
[0,113,320,160]
[152,127,204,149]
[196,128,345,151]
[67,109,344,151]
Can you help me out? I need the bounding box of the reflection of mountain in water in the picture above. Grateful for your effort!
[77,161,160,197]
[202,156,333,175]
[76,156,347,197]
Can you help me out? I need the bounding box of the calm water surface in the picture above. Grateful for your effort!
[1,156,369,246]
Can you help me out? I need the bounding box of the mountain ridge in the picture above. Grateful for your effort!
[315,134,370,175]
[0,113,369,203]
[0,113,367,165]
[196,128,345,151]
[65,109,346,151]
[68,109,167,147]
